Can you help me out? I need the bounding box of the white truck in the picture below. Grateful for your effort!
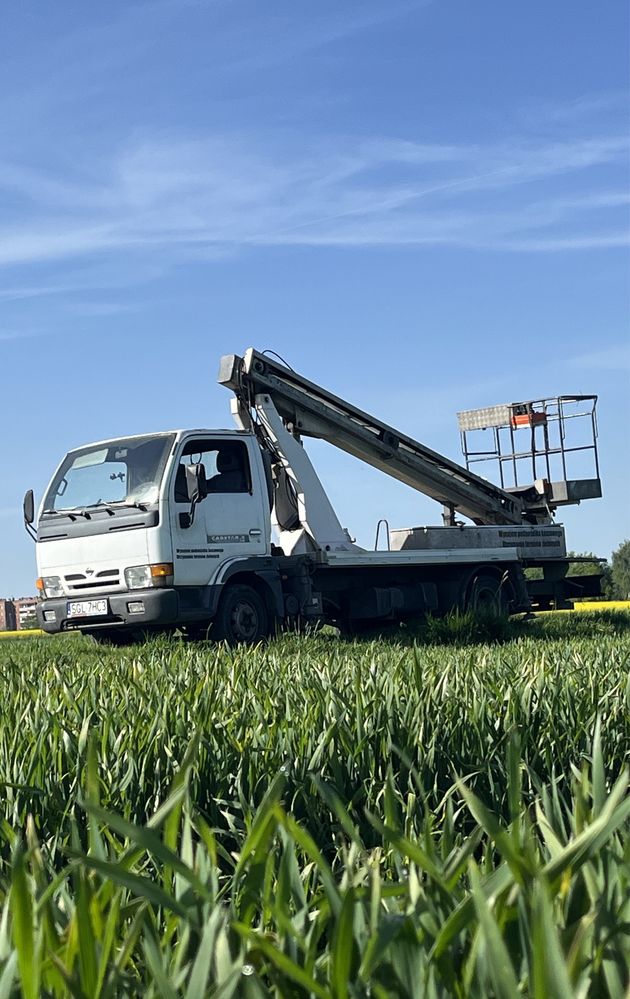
[24,348,602,643]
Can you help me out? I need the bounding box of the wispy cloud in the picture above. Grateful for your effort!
[65,301,142,318]
[0,128,627,272]
[0,1,427,145]
[0,284,68,303]
[518,91,630,128]
[0,329,44,342]
[0,261,169,301]
[223,1,429,72]
[567,344,630,372]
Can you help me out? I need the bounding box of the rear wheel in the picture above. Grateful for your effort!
[213,585,269,645]
[465,572,509,616]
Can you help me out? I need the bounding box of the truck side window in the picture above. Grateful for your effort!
[174,440,251,502]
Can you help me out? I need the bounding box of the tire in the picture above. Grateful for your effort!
[465,572,509,617]
[213,585,269,645]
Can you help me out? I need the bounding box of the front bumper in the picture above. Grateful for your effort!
[37,588,180,634]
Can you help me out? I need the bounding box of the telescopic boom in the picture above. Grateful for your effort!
[219,349,528,527]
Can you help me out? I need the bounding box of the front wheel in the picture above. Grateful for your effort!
[213,585,269,645]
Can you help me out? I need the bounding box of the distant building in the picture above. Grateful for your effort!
[14,597,38,630]
[0,599,17,631]
[0,597,38,630]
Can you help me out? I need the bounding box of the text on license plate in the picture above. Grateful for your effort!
[67,599,109,618]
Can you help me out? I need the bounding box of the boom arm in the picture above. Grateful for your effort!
[219,349,529,529]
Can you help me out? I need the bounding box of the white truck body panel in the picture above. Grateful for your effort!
[390,525,568,560]
[321,548,520,569]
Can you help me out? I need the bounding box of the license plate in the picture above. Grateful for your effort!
[67,599,109,619]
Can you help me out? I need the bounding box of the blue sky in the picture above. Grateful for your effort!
[1,0,628,596]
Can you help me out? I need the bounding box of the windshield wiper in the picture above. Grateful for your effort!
[42,508,82,520]
[48,502,115,518]
[43,500,150,518]
[109,500,149,512]
[65,502,113,518]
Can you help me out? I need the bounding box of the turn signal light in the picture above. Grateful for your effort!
[36,578,44,591]
[150,563,174,578]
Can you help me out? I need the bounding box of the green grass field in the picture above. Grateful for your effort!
[0,612,628,997]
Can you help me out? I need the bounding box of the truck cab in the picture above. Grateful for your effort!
[32,429,275,641]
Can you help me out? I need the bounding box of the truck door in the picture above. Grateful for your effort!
[170,436,268,585]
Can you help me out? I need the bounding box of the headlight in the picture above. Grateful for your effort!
[38,575,63,598]
[125,564,173,590]
[125,565,152,589]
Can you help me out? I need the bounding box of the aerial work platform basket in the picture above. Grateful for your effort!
[456,395,602,517]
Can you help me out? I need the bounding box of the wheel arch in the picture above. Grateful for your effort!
[217,565,284,623]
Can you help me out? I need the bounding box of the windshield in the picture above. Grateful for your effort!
[43,434,175,513]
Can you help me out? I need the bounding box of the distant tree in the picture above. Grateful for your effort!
[609,539,630,600]
[20,612,38,630]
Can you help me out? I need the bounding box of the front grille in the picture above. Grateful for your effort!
[64,570,122,592]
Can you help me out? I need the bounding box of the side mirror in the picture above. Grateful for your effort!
[23,489,34,525]
[186,463,208,503]
[23,489,37,541]
[179,464,207,529]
